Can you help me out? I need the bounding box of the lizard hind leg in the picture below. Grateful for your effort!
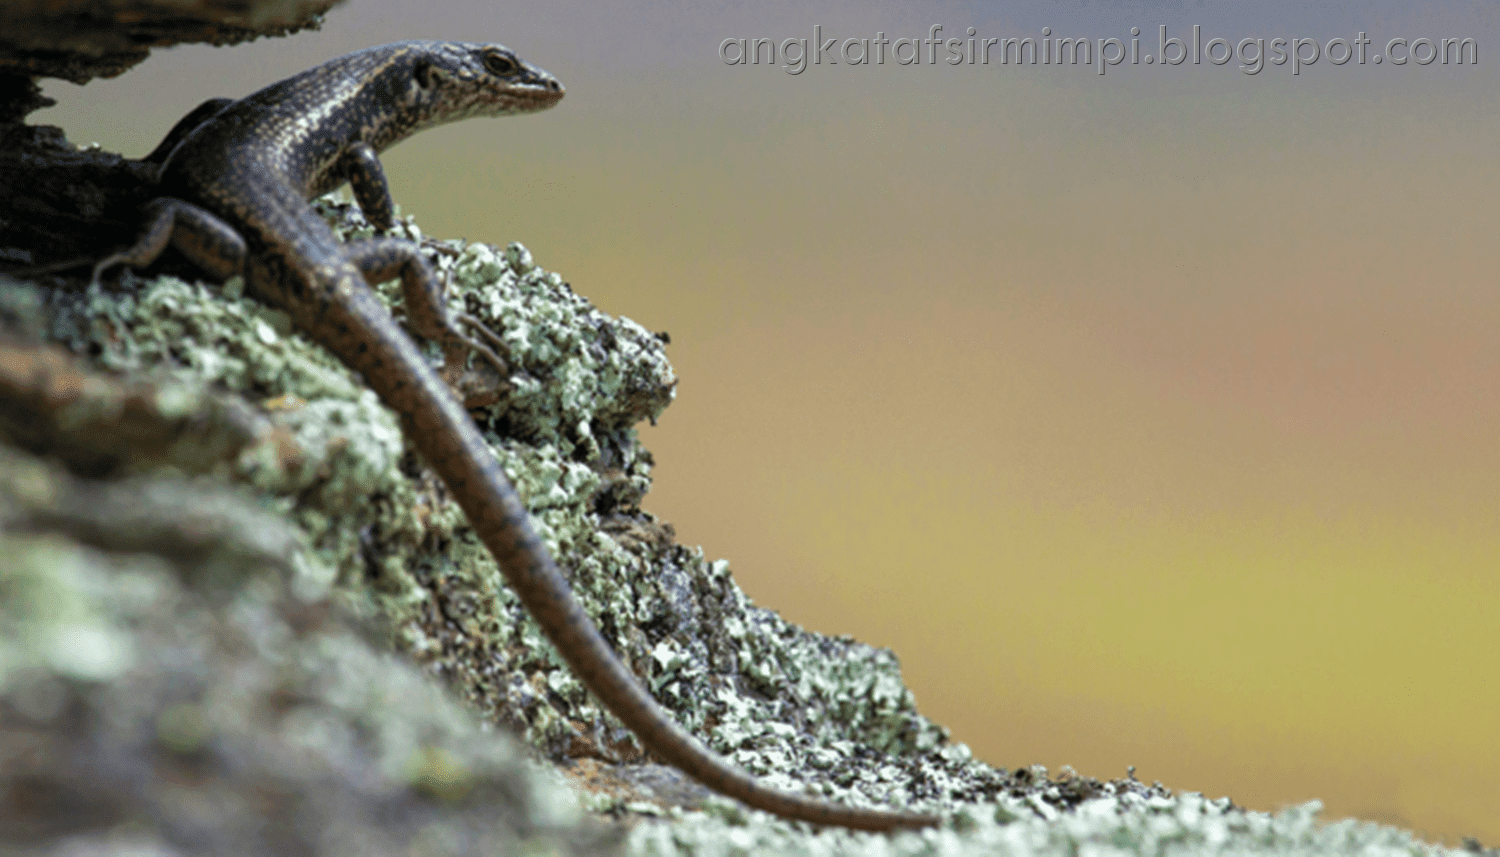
[93,198,247,285]
[345,238,510,406]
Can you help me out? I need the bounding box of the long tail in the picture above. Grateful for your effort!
[332,286,939,831]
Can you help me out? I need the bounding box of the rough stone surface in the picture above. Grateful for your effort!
[0,0,340,86]
[0,124,160,270]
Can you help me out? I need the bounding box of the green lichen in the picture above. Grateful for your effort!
[0,445,611,854]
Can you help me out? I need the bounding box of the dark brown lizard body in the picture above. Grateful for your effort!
[97,41,938,832]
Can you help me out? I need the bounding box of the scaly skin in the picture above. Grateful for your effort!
[98,41,939,832]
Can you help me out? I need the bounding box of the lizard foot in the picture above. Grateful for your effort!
[452,311,511,373]
[437,311,511,410]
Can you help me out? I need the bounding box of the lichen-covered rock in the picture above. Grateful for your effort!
[20,197,970,815]
[3,201,1486,855]
[0,444,615,855]
[625,792,1473,857]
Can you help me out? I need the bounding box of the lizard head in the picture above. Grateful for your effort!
[400,41,565,127]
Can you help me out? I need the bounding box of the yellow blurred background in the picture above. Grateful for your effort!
[38,0,1499,843]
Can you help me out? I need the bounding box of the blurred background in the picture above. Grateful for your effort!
[38,0,1499,843]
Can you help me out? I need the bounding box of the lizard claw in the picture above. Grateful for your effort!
[0,255,96,281]
[90,253,127,287]
[435,266,510,408]
[438,263,510,399]
[439,316,509,409]
[452,310,509,377]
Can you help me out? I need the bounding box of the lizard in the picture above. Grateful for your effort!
[88,40,941,832]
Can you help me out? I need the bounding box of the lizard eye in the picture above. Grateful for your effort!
[484,53,518,76]
[413,58,434,89]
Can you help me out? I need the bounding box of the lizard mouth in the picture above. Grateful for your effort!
[517,69,565,103]
[524,84,565,106]
[505,85,563,116]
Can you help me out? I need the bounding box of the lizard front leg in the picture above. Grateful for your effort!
[92,198,246,285]
[335,142,398,233]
